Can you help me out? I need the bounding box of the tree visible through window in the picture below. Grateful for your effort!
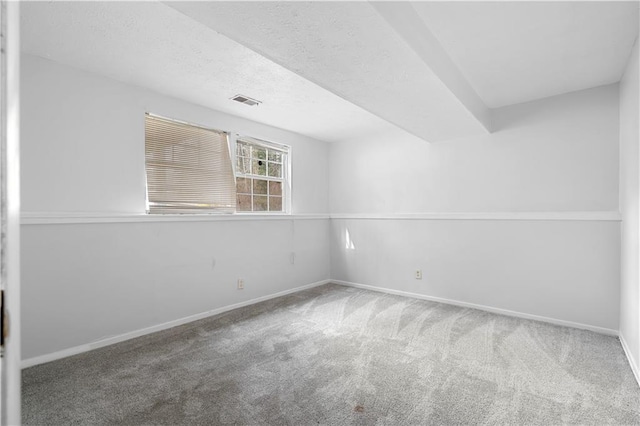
[235,138,289,212]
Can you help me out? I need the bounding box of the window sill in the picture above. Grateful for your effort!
[20,212,330,225]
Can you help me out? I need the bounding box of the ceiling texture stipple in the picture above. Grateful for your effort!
[21,1,640,143]
[167,1,491,142]
[20,1,397,144]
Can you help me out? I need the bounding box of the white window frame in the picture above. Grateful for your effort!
[232,134,291,214]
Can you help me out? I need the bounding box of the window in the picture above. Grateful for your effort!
[144,114,291,215]
[235,137,289,212]
[144,114,236,213]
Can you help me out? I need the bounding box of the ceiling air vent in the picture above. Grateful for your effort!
[230,94,262,106]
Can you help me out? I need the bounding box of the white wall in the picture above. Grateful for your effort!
[330,85,621,331]
[620,35,640,382]
[20,52,627,364]
[330,85,619,214]
[22,219,329,361]
[20,54,331,361]
[21,54,329,215]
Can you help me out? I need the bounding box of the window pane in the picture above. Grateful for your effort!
[234,138,289,214]
[268,181,282,196]
[269,196,282,211]
[237,194,252,211]
[236,177,251,194]
[268,162,282,178]
[236,156,251,174]
[252,159,266,176]
[253,146,267,160]
[254,195,268,211]
[268,150,282,162]
[237,142,251,157]
[253,179,268,194]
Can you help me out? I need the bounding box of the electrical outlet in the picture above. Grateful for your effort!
[237,278,244,290]
[415,269,422,280]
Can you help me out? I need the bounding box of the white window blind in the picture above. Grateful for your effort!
[144,114,236,213]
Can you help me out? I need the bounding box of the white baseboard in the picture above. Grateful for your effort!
[331,280,619,336]
[330,212,621,221]
[22,278,624,369]
[21,279,331,369]
[620,333,640,388]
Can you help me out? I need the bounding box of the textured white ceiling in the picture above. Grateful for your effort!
[20,1,395,143]
[167,1,490,142]
[20,1,639,143]
[412,1,639,108]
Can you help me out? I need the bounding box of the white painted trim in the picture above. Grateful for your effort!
[21,279,331,369]
[330,211,621,221]
[20,212,330,225]
[332,280,619,336]
[21,211,620,225]
[1,2,21,423]
[620,333,640,388]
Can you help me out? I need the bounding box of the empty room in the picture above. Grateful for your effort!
[3,0,640,424]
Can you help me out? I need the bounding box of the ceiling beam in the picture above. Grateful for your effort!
[370,2,491,133]
[167,2,491,142]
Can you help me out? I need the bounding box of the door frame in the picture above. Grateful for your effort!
[0,0,20,424]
